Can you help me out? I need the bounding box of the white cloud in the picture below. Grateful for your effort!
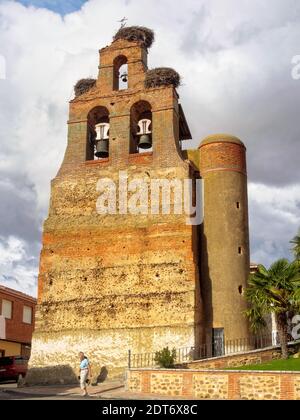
[0,236,38,296]
[0,0,299,294]
[249,183,300,266]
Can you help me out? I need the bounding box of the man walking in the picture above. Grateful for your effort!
[79,352,91,397]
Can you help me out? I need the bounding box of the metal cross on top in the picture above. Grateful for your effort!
[118,17,128,29]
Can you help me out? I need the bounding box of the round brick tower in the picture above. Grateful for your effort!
[199,134,250,352]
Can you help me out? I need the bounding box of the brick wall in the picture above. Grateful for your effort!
[127,368,300,400]
[0,286,36,345]
[199,136,247,176]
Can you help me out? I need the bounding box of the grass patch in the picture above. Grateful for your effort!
[228,357,300,371]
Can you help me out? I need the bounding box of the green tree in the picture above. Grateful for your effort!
[290,231,300,261]
[245,259,300,359]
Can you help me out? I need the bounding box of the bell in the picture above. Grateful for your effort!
[138,134,152,150]
[120,72,128,83]
[95,139,109,158]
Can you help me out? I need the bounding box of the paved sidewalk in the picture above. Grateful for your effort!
[1,380,123,399]
[0,380,193,400]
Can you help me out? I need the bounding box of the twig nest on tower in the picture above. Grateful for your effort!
[145,68,181,89]
[113,26,155,49]
[74,78,96,97]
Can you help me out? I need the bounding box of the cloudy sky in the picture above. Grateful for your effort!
[0,0,299,297]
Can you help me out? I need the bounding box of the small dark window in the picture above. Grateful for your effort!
[236,202,240,209]
[238,247,243,255]
[238,285,244,295]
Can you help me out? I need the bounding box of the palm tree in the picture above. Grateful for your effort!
[245,259,300,359]
[291,231,300,261]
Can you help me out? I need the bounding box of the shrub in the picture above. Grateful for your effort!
[154,347,177,368]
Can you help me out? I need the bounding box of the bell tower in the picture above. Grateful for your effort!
[28,27,204,383]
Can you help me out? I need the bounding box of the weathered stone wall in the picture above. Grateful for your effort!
[127,368,300,400]
[184,343,299,370]
[193,374,228,399]
[30,157,204,382]
[198,134,250,343]
[185,347,282,370]
[294,377,300,400]
[151,373,183,396]
[25,365,78,386]
[239,374,280,400]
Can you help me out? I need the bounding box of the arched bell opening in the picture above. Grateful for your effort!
[113,55,128,91]
[87,106,110,161]
[130,100,152,154]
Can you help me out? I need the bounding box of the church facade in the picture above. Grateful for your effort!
[28,27,250,383]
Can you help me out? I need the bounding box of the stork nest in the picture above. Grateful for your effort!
[74,78,96,97]
[145,68,181,89]
[113,26,155,49]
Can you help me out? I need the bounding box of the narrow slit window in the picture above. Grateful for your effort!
[119,63,128,90]
[238,247,243,255]
[113,55,128,91]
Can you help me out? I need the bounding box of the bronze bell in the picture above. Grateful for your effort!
[95,139,109,158]
[138,134,152,150]
[120,72,128,83]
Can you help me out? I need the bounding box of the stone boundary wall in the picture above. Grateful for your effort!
[184,346,282,370]
[126,368,300,400]
[183,342,299,370]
